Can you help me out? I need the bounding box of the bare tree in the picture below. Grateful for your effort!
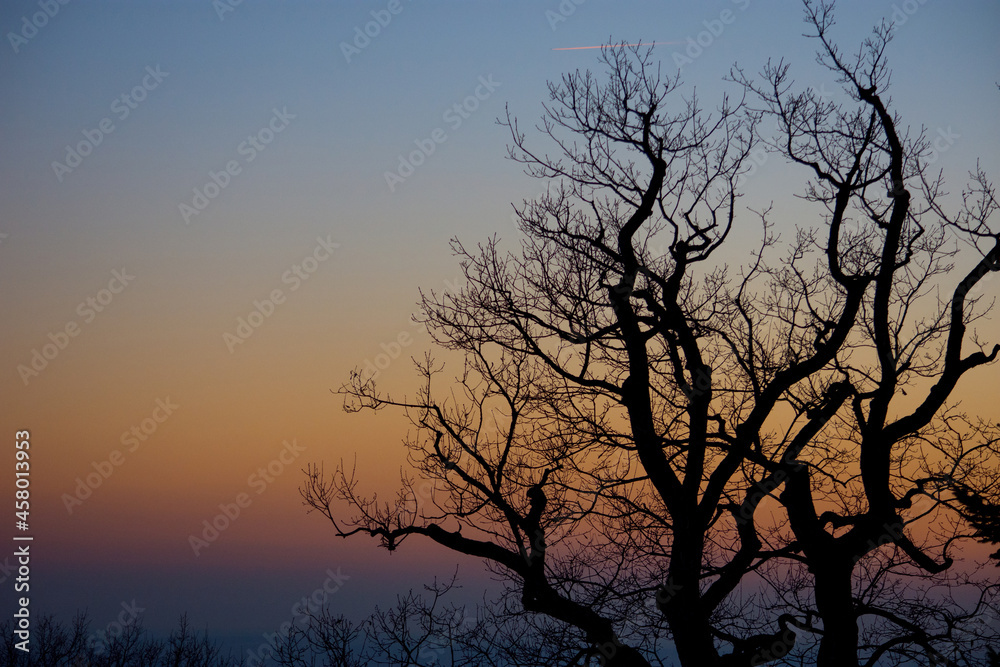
[950,477,1000,564]
[0,612,243,667]
[304,3,1000,666]
[727,1,1000,664]
[271,606,365,667]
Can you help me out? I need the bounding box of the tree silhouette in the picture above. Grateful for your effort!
[951,482,1000,563]
[304,2,1000,665]
[0,612,241,667]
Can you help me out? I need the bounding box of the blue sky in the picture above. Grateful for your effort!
[1,0,998,660]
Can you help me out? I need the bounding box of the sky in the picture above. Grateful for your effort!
[1,0,998,661]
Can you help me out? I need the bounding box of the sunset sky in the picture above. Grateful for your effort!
[1,0,998,659]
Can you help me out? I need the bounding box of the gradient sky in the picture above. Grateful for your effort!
[1,0,998,658]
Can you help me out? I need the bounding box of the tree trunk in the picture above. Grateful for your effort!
[599,643,655,667]
[663,524,725,667]
[668,606,722,667]
[813,555,859,667]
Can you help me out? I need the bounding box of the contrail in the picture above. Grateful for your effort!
[552,41,681,51]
